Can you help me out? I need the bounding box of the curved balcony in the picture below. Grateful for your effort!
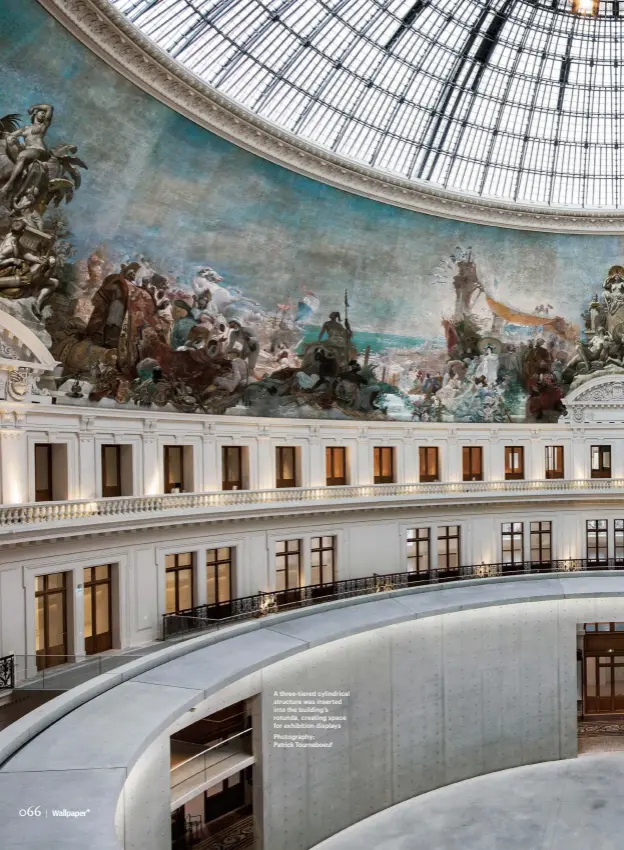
[0,478,622,544]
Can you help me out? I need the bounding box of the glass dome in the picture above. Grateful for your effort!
[111,0,624,208]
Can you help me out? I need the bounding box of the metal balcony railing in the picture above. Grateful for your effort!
[162,558,624,640]
[0,478,623,529]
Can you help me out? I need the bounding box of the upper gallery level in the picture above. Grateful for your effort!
[2,396,624,544]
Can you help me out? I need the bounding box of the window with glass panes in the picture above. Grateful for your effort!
[504,447,524,480]
[502,522,524,564]
[407,528,430,574]
[206,548,233,606]
[591,446,611,478]
[530,521,552,565]
[373,446,395,483]
[545,446,564,479]
[587,520,608,564]
[165,552,194,614]
[585,623,624,632]
[615,521,624,565]
[326,447,347,486]
[462,446,483,481]
[83,565,112,655]
[437,526,460,572]
[222,446,243,490]
[311,537,335,586]
[276,446,297,488]
[275,539,302,591]
[419,447,439,482]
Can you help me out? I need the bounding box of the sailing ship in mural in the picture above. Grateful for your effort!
[2,97,622,423]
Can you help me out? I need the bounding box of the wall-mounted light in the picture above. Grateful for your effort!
[572,0,599,15]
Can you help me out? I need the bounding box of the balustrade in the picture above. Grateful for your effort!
[0,478,622,529]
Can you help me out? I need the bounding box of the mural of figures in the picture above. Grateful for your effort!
[5,0,624,423]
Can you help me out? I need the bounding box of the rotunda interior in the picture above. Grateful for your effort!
[3,1,624,849]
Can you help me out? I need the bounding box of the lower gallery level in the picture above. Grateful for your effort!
[6,500,624,675]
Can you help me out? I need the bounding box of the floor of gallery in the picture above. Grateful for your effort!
[310,753,624,850]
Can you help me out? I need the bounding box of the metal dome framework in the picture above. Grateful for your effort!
[111,0,624,208]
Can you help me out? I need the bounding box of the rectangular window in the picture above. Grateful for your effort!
[35,572,67,670]
[530,521,552,565]
[311,536,336,586]
[502,522,524,565]
[101,444,121,498]
[407,528,430,574]
[34,444,53,502]
[165,552,194,614]
[326,447,347,486]
[206,547,233,606]
[545,446,564,479]
[83,565,112,655]
[34,443,68,502]
[587,520,608,565]
[276,446,297,488]
[462,446,483,481]
[222,446,243,491]
[275,539,302,591]
[419,447,439,482]
[164,445,185,493]
[504,446,524,480]
[591,445,612,479]
[615,521,624,565]
[437,526,460,574]
[374,446,395,484]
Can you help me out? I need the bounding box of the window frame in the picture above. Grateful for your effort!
[165,552,195,614]
[373,446,395,484]
[586,519,608,565]
[501,521,524,566]
[206,547,233,606]
[406,527,431,575]
[419,446,440,483]
[545,445,564,479]
[590,445,612,479]
[462,446,483,482]
[310,536,336,586]
[325,447,347,486]
[276,446,297,488]
[530,520,552,566]
[275,538,302,591]
[437,525,461,575]
[504,446,525,481]
[222,446,243,491]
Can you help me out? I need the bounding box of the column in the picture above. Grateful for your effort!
[1,430,27,504]
[142,435,160,495]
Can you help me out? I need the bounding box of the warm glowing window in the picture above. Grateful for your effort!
[374,447,395,484]
[504,447,524,480]
[419,447,439,482]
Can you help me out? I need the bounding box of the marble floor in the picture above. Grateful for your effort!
[311,753,624,850]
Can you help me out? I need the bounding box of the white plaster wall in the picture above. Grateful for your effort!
[258,596,611,850]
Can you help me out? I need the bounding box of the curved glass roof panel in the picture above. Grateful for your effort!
[110,0,624,208]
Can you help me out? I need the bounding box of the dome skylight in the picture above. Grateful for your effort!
[111,0,624,208]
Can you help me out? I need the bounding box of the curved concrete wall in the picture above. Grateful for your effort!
[2,573,624,850]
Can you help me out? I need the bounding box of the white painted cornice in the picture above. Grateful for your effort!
[34,0,624,235]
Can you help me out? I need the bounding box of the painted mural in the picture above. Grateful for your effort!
[2,0,624,423]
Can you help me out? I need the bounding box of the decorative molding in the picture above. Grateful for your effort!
[560,373,624,424]
[35,0,624,235]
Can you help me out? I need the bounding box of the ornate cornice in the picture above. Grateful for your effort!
[33,0,624,233]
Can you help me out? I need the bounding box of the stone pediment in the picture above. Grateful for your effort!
[0,310,57,404]
[560,372,624,424]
